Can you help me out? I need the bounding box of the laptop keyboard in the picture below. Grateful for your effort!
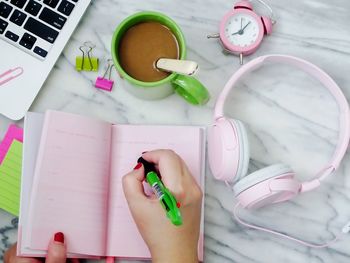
[0,0,78,60]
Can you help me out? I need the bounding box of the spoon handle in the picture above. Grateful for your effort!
[156,58,199,76]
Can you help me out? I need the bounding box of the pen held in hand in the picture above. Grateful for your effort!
[137,157,183,226]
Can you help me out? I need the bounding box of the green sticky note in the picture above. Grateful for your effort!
[0,140,22,216]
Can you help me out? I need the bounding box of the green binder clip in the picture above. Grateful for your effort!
[76,41,99,72]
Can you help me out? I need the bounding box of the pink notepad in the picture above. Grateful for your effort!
[18,111,205,260]
[0,124,23,164]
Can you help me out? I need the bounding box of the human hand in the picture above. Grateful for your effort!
[4,232,75,263]
[122,150,202,263]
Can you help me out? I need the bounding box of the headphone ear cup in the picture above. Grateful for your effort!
[208,118,250,183]
[234,164,289,195]
[231,120,250,183]
[234,164,300,209]
[208,118,237,182]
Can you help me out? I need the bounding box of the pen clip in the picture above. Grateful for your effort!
[163,188,183,226]
[0,67,24,86]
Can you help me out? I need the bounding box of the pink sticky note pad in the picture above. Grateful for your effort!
[0,124,23,164]
[95,77,114,92]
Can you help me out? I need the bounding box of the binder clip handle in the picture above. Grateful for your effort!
[102,59,114,80]
[76,41,99,72]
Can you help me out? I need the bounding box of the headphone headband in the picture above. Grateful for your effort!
[214,55,350,189]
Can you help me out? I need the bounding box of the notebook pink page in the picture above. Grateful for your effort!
[25,110,205,259]
[18,112,98,259]
[26,111,112,256]
[107,124,205,260]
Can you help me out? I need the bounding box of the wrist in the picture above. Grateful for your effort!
[153,255,198,263]
[152,252,198,263]
[152,249,198,263]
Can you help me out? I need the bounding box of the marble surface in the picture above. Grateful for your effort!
[1,0,350,262]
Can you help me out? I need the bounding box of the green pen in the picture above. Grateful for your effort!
[137,157,183,226]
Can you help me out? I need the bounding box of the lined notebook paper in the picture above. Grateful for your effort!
[0,140,22,215]
[107,124,205,258]
[18,110,205,260]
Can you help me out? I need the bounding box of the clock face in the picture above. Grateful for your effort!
[224,13,260,48]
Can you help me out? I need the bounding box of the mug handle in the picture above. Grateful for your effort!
[171,75,210,105]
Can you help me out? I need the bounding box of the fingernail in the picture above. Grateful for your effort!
[176,202,181,208]
[54,232,64,243]
[142,151,147,154]
[133,163,142,170]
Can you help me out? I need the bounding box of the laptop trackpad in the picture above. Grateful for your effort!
[0,42,49,120]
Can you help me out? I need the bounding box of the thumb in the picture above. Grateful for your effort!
[122,163,147,202]
[46,232,66,263]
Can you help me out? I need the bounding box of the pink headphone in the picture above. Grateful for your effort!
[208,54,350,247]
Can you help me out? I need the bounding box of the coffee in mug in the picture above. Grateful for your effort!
[112,11,210,105]
[118,22,179,82]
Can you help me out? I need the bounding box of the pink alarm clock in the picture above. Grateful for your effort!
[208,0,274,64]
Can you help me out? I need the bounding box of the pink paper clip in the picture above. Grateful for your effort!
[0,67,24,86]
[95,60,115,92]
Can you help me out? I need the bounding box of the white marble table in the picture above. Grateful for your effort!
[1,0,350,262]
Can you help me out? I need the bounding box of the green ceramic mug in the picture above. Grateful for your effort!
[111,11,210,105]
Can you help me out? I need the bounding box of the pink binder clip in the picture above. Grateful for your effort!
[95,60,115,92]
[0,67,24,86]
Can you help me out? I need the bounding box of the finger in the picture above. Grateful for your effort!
[142,149,180,167]
[45,232,66,263]
[4,243,17,263]
[4,243,41,263]
[142,149,184,179]
[122,163,148,202]
[143,150,185,200]
[7,257,41,263]
[142,150,182,183]
[143,150,201,206]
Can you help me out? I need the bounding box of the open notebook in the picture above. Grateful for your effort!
[18,110,205,260]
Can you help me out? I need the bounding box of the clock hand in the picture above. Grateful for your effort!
[240,18,243,30]
[231,20,251,36]
[241,21,251,32]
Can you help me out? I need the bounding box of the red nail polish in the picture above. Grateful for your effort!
[134,163,142,170]
[176,202,181,208]
[54,232,64,243]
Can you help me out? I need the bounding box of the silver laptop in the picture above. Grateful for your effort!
[0,0,91,120]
